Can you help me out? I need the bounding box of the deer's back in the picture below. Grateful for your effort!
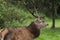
[4,28,33,40]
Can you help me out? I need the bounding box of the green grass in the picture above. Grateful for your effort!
[35,19,60,40]
[35,28,60,40]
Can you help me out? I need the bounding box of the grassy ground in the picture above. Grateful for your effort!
[35,19,60,40]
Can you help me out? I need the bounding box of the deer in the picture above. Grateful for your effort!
[0,13,48,40]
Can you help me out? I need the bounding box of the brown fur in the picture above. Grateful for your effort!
[0,28,9,40]
[0,18,48,40]
[4,28,33,40]
[4,22,40,40]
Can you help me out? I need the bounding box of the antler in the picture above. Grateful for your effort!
[28,8,45,19]
[31,13,38,18]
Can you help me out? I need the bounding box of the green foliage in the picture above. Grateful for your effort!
[0,0,60,28]
[0,0,34,28]
[7,0,60,18]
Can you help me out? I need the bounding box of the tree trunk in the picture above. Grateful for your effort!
[51,0,55,29]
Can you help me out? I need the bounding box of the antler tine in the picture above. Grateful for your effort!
[26,9,38,18]
[33,13,38,18]
[27,9,40,18]
[30,13,38,18]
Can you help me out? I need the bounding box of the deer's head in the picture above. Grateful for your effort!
[34,17,48,29]
[31,13,48,29]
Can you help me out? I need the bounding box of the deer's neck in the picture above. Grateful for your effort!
[26,22,40,38]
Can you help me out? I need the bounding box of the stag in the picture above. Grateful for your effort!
[0,13,48,40]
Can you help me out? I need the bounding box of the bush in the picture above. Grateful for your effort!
[0,0,34,28]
